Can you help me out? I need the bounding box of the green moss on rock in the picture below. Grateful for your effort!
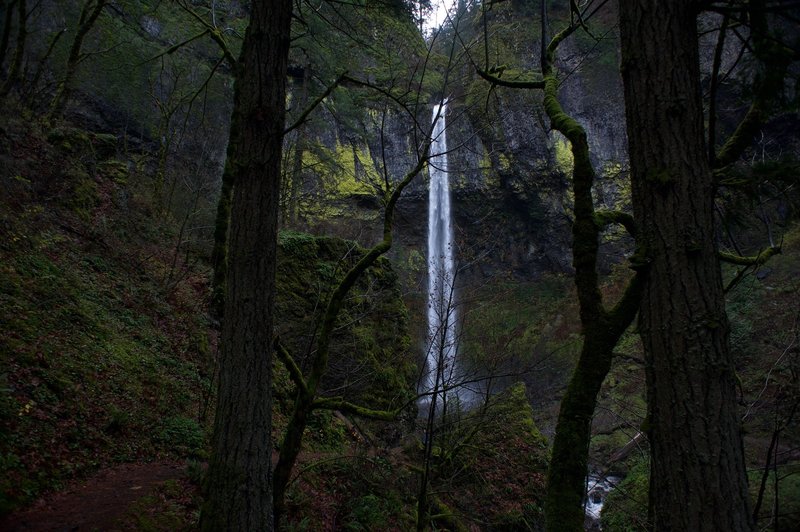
[274,231,415,413]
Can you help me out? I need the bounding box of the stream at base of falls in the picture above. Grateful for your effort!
[584,473,621,530]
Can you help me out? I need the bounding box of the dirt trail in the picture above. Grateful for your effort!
[1,461,184,531]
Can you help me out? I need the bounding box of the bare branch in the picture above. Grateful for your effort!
[284,72,346,135]
[175,0,237,67]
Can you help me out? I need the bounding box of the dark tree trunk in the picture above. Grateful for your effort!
[49,0,107,119]
[209,157,234,321]
[199,0,292,529]
[0,0,17,72]
[287,63,310,225]
[540,18,643,531]
[619,1,753,530]
[0,0,25,99]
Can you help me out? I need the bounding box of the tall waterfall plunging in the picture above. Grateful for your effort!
[424,102,459,401]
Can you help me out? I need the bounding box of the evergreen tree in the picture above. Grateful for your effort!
[619,1,754,529]
[200,0,292,529]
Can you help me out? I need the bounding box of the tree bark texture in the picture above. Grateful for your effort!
[619,1,753,530]
[541,23,643,531]
[200,0,292,529]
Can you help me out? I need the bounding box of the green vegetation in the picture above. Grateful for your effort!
[601,456,649,531]
[422,382,549,529]
[0,0,797,529]
[275,231,416,411]
[0,116,211,513]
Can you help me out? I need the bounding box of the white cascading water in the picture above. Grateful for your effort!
[424,102,458,400]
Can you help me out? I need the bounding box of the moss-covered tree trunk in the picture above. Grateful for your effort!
[199,0,292,529]
[619,1,753,529]
[476,6,644,527]
[539,13,643,532]
[0,0,25,99]
[48,0,107,120]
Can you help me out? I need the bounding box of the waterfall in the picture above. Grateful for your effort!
[424,102,458,401]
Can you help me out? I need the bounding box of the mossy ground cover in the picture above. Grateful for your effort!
[278,381,551,531]
[431,382,549,530]
[600,227,800,528]
[726,225,800,529]
[0,109,211,515]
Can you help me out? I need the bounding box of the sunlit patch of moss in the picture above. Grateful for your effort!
[97,160,129,183]
[497,152,513,172]
[553,134,574,175]
[303,142,380,199]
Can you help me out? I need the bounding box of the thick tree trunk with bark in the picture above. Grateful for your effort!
[619,1,753,530]
[199,0,292,529]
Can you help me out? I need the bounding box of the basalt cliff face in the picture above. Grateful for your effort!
[296,6,631,284]
[38,1,796,286]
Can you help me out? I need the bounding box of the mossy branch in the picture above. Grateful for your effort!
[594,209,637,238]
[312,397,399,421]
[274,337,308,397]
[544,24,580,71]
[542,66,602,322]
[175,0,237,67]
[722,245,781,293]
[718,246,780,266]
[475,67,544,89]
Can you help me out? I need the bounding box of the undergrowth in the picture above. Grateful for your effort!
[0,108,213,514]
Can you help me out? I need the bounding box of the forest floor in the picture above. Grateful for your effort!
[0,461,191,531]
